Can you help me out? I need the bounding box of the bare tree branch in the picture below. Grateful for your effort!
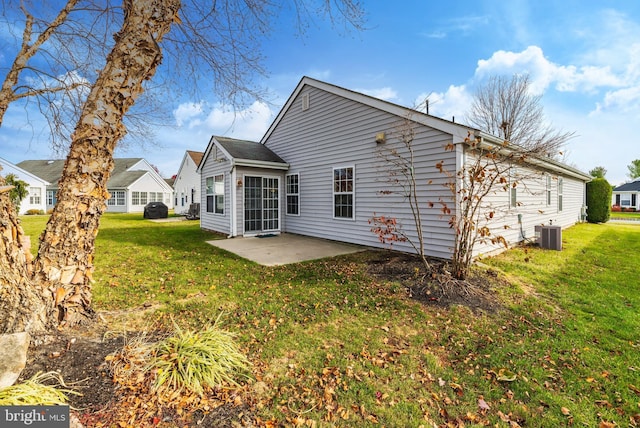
[467,74,574,158]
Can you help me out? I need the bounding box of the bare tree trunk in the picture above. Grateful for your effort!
[0,182,52,333]
[3,0,181,331]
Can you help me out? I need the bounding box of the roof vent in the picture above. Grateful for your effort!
[47,160,54,164]
[301,93,310,111]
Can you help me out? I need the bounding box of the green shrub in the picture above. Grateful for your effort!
[0,372,78,405]
[25,209,45,215]
[586,178,612,223]
[150,318,251,395]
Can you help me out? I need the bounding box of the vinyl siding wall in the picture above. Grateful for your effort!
[173,156,201,214]
[465,148,587,256]
[199,147,231,235]
[264,86,458,259]
[126,174,172,213]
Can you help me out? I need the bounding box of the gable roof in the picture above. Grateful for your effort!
[261,76,474,145]
[16,160,64,184]
[614,179,640,192]
[261,76,591,182]
[187,150,204,167]
[199,136,288,172]
[0,157,50,185]
[17,158,154,188]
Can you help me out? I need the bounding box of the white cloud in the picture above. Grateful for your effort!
[417,84,472,121]
[474,46,623,95]
[594,86,640,116]
[173,102,205,127]
[204,101,273,141]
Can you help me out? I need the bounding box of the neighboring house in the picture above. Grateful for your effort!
[198,77,591,259]
[17,158,174,213]
[0,156,49,214]
[173,150,204,214]
[612,179,640,211]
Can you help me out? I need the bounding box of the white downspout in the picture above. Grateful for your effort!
[228,165,236,238]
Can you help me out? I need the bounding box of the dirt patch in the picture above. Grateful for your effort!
[19,330,255,427]
[366,251,502,313]
[20,332,121,413]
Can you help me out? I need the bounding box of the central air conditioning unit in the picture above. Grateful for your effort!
[534,225,562,251]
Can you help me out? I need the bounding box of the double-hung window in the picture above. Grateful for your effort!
[333,167,354,219]
[509,168,517,208]
[286,173,300,215]
[546,175,552,206]
[46,190,56,206]
[29,187,41,205]
[557,177,564,212]
[206,175,224,214]
[107,190,125,206]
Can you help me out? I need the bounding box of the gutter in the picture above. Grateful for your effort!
[468,131,592,181]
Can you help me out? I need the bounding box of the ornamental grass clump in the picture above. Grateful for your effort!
[150,319,251,395]
[0,372,79,406]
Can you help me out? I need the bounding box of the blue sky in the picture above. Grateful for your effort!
[2,0,640,185]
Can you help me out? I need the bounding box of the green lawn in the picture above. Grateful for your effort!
[611,211,640,219]
[19,214,640,427]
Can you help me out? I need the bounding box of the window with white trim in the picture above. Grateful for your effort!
[509,168,517,208]
[28,187,41,205]
[558,177,564,212]
[46,190,56,206]
[620,194,631,206]
[286,173,299,215]
[206,175,224,214]
[333,167,354,219]
[107,190,125,206]
[546,175,552,206]
[140,191,148,205]
[132,191,141,205]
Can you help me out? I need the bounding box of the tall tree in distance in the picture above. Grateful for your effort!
[467,74,574,157]
[589,166,607,179]
[627,159,640,180]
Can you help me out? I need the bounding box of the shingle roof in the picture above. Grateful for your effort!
[614,180,640,192]
[17,158,148,188]
[187,151,204,167]
[16,160,65,184]
[215,136,286,164]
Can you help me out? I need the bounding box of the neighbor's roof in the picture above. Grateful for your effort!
[16,160,66,184]
[614,179,640,192]
[187,150,204,167]
[18,158,149,188]
[212,136,288,165]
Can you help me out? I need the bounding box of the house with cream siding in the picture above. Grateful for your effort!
[18,158,174,213]
[198,77,591,259]
[173,150,204,214]
[0,156,49,214]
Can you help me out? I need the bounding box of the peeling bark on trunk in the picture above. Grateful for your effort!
[1,0,181,333]
[0,181,51,334]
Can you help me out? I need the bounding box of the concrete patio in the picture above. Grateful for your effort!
[206,233,366,266]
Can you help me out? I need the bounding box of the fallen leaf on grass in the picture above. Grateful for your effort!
[598,422,616,428]
[494,368,517,382]
[561,406,571,416]
[478,397,490,411]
